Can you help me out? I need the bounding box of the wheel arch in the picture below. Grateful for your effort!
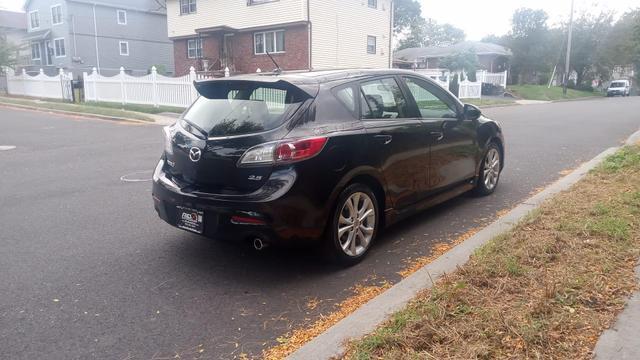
[329,167,389,229]
[476,121,505,175]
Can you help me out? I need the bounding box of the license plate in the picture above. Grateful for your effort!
[176,206,204,234]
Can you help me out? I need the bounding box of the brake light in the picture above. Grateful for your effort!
[275,137,328,163]
[238,137,328,166]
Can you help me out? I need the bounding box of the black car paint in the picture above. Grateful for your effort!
[152,69,504,246]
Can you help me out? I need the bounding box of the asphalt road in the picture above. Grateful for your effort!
[1,97,639,360]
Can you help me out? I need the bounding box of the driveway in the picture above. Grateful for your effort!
[0,97,639,359]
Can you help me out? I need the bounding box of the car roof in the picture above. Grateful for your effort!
[195,68,424,86]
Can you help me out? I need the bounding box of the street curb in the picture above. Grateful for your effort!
[593,265,640,359]
[288,129,640,360]
[0,102,157,125]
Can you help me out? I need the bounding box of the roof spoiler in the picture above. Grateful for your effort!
[193,78,318,99]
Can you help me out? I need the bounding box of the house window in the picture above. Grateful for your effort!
[187,38,202,59]
[180,0,196,14]
[54,38,66,57]
[367,36,377,54]
[51,5,63,25]
[31,43,41,60]
[119,41,129,56]
[29,11,39,29]
[368,0,377,8]
[254,30,285,54]
[117,10,127,25]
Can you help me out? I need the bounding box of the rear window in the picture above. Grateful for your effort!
[184,81,308,137]
[610,82,626,88]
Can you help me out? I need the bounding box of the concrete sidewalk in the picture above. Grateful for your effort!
[593,265,640,360]
[0,96,179,126]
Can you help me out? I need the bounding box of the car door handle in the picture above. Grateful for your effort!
[430,131,444,141]
[374,135,393,145]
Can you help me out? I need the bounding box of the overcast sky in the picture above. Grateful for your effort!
[420,0,640,40]
[1,0,638,40]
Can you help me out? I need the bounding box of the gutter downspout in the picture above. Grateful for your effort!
[71,15,77,57]
[388,0,394,69]
[92,3,101,74]
[307,0,312,71]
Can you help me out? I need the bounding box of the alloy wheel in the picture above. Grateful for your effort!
[337,192,376,257]
[483,148,501,190]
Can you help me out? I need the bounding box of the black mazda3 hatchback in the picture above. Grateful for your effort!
[152,69,504,265]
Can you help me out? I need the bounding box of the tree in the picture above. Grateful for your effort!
[507,8,555,84]
[564,11,614,87]
[393,0,423,35]
[440,50,480,81]
[600,9,640,85]
[0,31,19,70]
[634,11,640,84]
[397,18,465,50]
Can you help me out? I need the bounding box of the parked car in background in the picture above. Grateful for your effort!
[607,80,631,97]
[152,69,505,266]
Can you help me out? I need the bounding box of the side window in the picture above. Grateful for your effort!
[333,85,356,114]
[360,78,409,119]
[403,77,458,119]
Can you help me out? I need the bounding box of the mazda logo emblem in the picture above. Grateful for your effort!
[189,147,202,162]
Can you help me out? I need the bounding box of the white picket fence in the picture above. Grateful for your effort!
[414,69,451,89]
[477,70,508,89]
[83,66,205,108]
[413,68,509,99]
[5,68,73,100]
[458,80,482,99]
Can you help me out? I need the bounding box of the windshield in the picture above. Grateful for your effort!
[610,82,626,88]
[184,82,308,137]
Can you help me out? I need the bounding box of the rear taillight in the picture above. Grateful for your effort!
[162,126,174,156]
[238,137,328,167]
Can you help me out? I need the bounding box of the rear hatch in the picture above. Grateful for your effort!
[165,78,316,194]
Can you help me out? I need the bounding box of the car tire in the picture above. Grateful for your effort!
[324,184,379,266]
[473,142,502,196]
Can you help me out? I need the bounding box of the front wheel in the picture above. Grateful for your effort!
[474,143,502,196]
[325,184,379,266]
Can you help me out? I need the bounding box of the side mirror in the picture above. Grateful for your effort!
[463,104,482,120]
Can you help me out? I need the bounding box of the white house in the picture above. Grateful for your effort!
[166,0,393,75]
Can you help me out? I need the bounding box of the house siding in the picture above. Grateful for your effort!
[166,0,306,38]
[21,0,174,77]
[24,0,72,71]
[309,0,391,70]
[66,1,174,76]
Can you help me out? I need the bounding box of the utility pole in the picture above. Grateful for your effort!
[563,0,575,95]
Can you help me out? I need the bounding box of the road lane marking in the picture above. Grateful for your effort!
[120,170,153,183]
[0,145,16,151]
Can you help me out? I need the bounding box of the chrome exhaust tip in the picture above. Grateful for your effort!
[253,238,267,251]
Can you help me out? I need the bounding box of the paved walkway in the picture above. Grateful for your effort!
[593,265,640,360]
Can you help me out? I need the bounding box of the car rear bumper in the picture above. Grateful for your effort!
[151,159,328,245]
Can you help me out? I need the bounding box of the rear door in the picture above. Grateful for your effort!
[166,80,313,194]
[358,77,430,210]
[401,76,478,193]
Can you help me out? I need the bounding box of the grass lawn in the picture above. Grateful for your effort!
[508,85,603,101]
[0,96,155,122]
[346,145,640,359]
[89,101,186,115]
[465,98,517,107]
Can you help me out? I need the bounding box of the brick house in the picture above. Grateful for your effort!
[166,0,393,76]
